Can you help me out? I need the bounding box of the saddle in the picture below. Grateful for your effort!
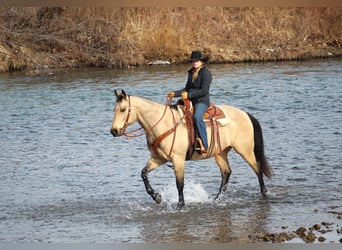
[177,99,229,159]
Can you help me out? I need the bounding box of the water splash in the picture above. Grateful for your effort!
[160,179,211,206]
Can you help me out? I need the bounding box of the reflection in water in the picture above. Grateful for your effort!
[137,196,272,242]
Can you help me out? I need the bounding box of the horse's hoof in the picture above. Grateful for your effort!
[261,190,268,198]
[153,193,162,204]
[214,192,222,200]
[176,202,185,209]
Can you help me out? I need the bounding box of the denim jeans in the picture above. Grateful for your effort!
[193,102,208,149]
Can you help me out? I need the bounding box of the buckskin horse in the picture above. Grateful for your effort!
[110,89,272,208]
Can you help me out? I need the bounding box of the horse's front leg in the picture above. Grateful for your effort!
[141,157,166,204]
[172,156,185,209]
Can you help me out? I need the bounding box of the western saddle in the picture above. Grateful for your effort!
[177,99,228,160]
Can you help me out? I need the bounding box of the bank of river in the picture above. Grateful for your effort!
[0,7,341,74]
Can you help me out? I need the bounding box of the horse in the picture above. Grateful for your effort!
[110,89,272,208]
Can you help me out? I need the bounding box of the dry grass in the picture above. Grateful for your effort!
[0,7,341,73]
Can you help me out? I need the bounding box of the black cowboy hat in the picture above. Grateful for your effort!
[188,50,209,62]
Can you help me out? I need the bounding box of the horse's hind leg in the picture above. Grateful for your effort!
[214,148,232,199]
[141,157,166,204]
[240,151,267,196]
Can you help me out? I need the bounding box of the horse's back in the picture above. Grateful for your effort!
[217,104,255,151]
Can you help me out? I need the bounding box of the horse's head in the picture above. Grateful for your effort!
[110,89,134,137]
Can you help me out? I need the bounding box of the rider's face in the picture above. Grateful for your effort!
[192,60,202,69]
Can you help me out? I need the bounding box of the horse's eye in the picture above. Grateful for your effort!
[120,107,126,112]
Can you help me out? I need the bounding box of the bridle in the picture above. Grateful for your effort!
[121,95,173,138]
[118,94,182,159]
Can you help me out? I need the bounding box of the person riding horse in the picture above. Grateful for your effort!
[168,50,212,154]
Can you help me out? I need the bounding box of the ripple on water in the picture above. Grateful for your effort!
[0,59,341,242]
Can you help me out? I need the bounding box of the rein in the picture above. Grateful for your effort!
[122,96,172,138]
[121,95,182,159]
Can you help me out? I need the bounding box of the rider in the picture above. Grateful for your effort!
[168,50,212,153]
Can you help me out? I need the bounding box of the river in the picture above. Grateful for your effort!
[0,59,341,243]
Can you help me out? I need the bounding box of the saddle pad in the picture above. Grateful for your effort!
[203,105,229,126]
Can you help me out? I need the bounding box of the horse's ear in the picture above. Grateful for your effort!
[114,89,128,102]
[122,89,127,98]
[114,89,123,102]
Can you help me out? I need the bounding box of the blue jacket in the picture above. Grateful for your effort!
[174,66,212,106]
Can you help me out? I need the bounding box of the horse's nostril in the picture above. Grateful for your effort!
[110,128,117,137]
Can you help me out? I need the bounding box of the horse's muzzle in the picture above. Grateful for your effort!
[110,128,120,137]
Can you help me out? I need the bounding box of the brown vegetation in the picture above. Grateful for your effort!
[0,7,341,74]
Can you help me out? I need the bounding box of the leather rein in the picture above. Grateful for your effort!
[121,95,182,159]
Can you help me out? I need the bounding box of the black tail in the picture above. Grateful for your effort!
[247,112,273,179]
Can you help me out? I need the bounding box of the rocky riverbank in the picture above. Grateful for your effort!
[248,222,342,243]
[247,206,342,243]
[0,7,341,75]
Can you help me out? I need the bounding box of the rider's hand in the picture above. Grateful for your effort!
[181,91,188,100]
[168,92,175,98]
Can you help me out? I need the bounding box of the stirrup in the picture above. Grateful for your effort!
[195,138,208,154]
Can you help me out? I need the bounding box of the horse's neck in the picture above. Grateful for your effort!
[133,96,177,131]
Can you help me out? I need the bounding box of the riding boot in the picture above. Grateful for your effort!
[195,138,208,154]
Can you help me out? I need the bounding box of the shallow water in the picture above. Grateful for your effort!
[0,59,341,243]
